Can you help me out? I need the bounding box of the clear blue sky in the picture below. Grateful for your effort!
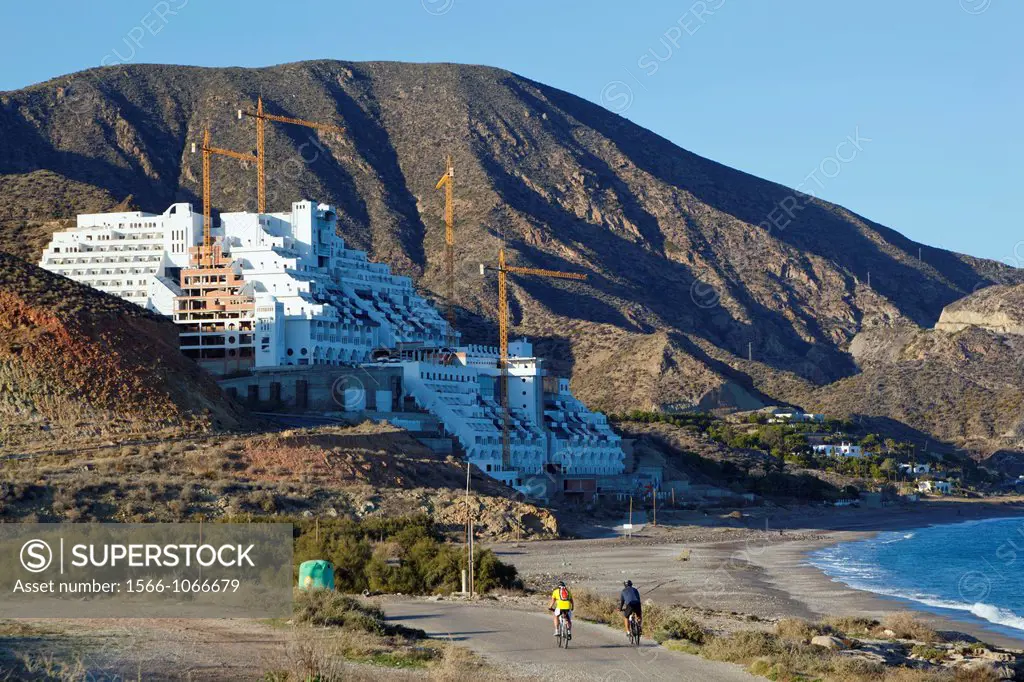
[1,0,1020,263]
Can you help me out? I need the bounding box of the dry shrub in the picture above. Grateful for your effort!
[881,612,941,642]
[428,643,499,682]
[703,630,784,663]
[775,617,825,643]
[639,601,671,633]
[571,589,620,624]
[653,615,708,644]
[292,588,386,634]
[278,635,351,681]
[950,666,1003,682]
[824,656,891,681]
[823,615,879,637]
[13,652,89,681]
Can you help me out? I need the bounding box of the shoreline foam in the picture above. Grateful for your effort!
[808,516,1024,640]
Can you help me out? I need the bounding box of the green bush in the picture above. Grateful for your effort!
[291,515,518,596]
[910,644,946,661]
[474,548,520,593]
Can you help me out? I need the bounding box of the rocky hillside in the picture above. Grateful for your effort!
[0,253,245,451]
[803,324,1024,455]
[2,60,1023,452]
[0,422,557,539]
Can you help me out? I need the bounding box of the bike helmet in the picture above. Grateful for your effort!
[624,580,633,587]
[557,580,566,587]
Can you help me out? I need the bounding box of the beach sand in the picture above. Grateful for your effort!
[495,497,1024,648]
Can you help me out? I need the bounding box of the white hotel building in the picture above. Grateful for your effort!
[39,200,625,490]
[40,200,450,371]
[38,203,202,315]
[378,340,624,489]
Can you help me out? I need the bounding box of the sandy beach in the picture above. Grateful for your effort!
[494,497,1024,648]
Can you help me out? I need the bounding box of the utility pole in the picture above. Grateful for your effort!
[465,457,474,596]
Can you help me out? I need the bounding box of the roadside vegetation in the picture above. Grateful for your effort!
[572,590,1014,681]
[263,588,499,680]
[289,514,521,595]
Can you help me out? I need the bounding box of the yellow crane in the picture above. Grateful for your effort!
[238,97,346,213]
[434,155,457,346]
[481,248,587,469]
[190,129,258,265]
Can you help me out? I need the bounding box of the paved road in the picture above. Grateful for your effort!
[384,599,758,682]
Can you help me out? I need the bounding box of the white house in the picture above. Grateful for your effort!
[917,480,952,495]
[769,409,825,424]
[899,463,932,476]
[813,442,863,458]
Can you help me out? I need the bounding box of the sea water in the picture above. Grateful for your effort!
[808,516,1024,640]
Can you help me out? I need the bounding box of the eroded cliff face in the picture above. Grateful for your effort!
[936,284,1024,335]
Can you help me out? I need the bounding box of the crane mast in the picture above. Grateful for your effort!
[238,97,346,213]
[435,156,457,346]
[191,129,257,265]
[484,248,587,470]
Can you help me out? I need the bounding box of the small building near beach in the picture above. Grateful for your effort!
[917,480,952,495]
[813,442,863,458]
[900,463,932,476]
[767,409,825,424]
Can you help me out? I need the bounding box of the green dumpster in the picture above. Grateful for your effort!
[298,560,335,590]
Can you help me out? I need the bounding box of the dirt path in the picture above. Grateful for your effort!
[383,598,758,681]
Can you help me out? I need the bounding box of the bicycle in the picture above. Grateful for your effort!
[551,609,571,649]
[627,612,642,646]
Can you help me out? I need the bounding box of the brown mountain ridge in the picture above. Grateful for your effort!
[2,59,1022,453]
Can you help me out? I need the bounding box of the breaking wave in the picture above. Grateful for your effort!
[808,517,1024,638]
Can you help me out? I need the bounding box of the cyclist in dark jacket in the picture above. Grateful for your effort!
[619,580,642,635]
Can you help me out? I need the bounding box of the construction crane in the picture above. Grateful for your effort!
[481,248,587,470]
[190,129,258,265]
[434,156,457,347]
[238,97,346,213]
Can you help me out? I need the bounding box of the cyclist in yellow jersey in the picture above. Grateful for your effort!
[548,580,574,638]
